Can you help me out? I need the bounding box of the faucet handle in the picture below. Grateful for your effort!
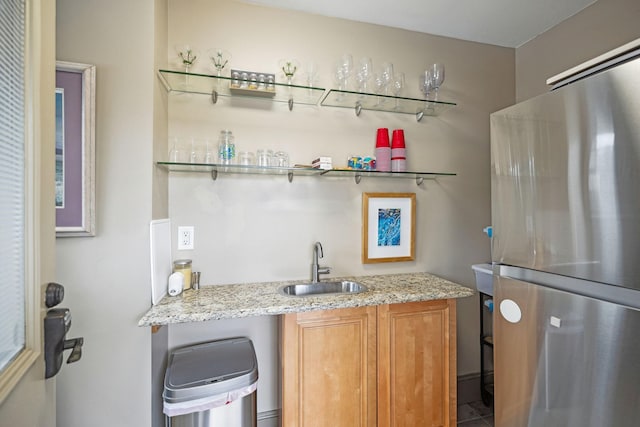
[318,266,331,275]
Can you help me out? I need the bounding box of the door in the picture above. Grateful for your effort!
[490,55,640,289]
[281,306,378,427]
[0,0,57,425]
[494,274,640,427]
[378,300,457,427]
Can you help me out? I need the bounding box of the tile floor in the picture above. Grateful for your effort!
[457,400,494,426]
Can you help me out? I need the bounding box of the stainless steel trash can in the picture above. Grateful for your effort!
[164,337,258,427]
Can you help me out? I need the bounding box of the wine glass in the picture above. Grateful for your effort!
[380,62,394,96]
[420,69,434,99]
[392,72,405,109]
[279,59,300,85]
[175,45,198,73]
[304,61,319,87]
[208,48,231,76]
[357,57,373,93]
[430,63,445,100]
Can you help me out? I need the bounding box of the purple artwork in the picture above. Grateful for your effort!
[55,70,83,228]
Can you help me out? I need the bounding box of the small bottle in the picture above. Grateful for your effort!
[217,130,235,165]
[173,259,192,291]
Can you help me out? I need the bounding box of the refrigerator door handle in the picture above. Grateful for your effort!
[495,265,640,311]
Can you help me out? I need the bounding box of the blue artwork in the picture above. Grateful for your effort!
[377,208,401,246]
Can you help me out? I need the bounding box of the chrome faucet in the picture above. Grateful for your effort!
[311,242,331,283]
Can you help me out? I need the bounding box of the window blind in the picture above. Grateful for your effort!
[0,0,26,372]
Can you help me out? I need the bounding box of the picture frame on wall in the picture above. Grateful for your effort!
[55,61,96,237]
[362,192,416,263]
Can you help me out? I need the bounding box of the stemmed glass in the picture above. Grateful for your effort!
[208,49,231,76]
[175,45,198,73]
[430,63,445,101]
[392,72,405,109]
[380,62,394,96]
[420,69,434,99]
[356,57,373,93]
[279,59,300,85]
[333,54,353,92]
[304,61,319,88]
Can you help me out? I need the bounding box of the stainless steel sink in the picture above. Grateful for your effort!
[279,280,367,297]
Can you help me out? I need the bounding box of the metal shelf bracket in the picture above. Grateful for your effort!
[211,170,218,181]
[211,90,218,104]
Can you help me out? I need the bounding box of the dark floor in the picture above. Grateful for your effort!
[457,400,494,426]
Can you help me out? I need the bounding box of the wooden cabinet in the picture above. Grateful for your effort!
[378,300,457,427]
[281,306,378,427]
[281,300,456,427]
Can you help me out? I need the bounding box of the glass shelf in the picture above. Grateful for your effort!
[320,168,456,185]
[158,69,326,108]
[157,161,323,182]
[157,162,456,185]
[320,89,456,121]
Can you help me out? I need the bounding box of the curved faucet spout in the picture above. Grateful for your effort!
[311,242,330,283]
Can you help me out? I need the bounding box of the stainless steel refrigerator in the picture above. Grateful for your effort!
[490,49,640,427]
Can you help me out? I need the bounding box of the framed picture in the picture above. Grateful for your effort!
[362,192,416,263]
[55,61,96,237]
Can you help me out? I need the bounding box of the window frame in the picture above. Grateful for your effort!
[0,0,45,403]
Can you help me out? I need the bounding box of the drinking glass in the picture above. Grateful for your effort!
[208,48,231,76]
[237,151,255,166]
[273,151,290,168]
[203,138,215,164]
[357,57,373,92]
[381,62,394,96]
[420,69,434,99]
[304,61,319,87]
[279,59,299,84]
[392,72,405,109]
[175,45,198,73]
[169,137,187,163]
[257,149,273,168]
[430,63,445,100]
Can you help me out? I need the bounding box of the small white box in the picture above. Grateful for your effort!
[472,263,494,296]
[312,156,332,164]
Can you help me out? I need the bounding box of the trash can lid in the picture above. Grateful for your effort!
[163,337,258,403]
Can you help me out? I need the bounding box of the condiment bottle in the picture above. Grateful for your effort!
[173,259,192,290]
[217,130,235,164]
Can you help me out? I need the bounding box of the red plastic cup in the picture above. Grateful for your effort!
[391,129,405,148]
[376,128,390,148]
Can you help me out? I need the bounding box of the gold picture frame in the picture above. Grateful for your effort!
[362,192,416,264]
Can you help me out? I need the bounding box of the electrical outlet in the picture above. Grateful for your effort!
[177,226,194,250]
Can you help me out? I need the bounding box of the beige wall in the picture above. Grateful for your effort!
[516,0,640,101]
[166,0,513,415]
[55,0,167,426]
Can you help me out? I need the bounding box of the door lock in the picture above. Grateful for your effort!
[44,283,84,379]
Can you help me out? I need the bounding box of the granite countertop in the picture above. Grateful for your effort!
[138,272,475,327]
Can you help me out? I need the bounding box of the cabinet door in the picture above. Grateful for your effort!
[378,300,457,427]
[281,306,378,427]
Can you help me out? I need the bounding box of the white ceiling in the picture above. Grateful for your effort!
[240,0,597,48]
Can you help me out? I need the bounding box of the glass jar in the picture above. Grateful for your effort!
[173,259,192,290]
[217,130,235,165]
